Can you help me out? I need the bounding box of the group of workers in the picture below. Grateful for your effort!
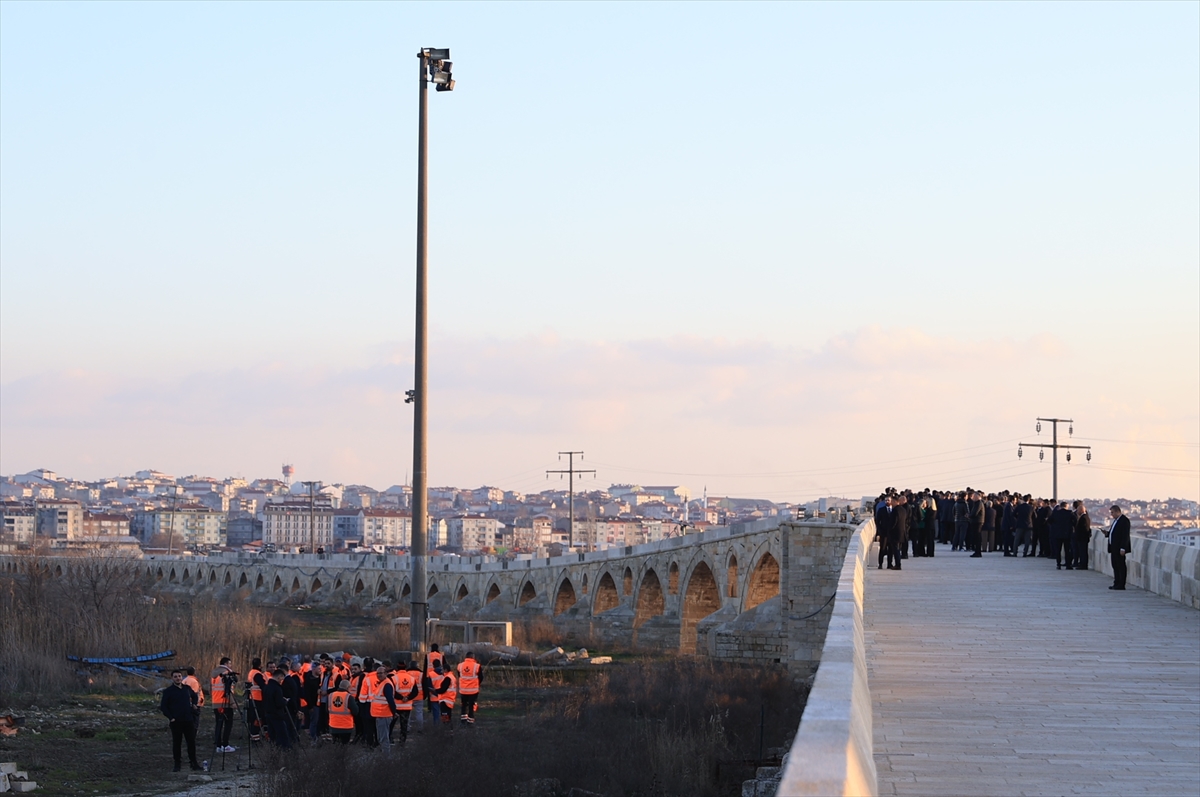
[161,643,482,770]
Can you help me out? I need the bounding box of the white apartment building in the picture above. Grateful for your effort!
[263,501,335,549]
[139,504,226,547]
[445,516,501,552]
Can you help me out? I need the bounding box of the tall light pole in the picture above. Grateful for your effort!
[408,47,454,659]
[547,451,595,550]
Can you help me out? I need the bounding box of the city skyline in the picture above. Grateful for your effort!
[2,3,1197,501]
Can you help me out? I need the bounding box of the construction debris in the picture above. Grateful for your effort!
[0,761,38,793]
[0,716,22,737]
[66,650,176,681]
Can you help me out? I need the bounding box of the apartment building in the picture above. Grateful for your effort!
[1,502,36,544]
[263,500,335,549]
[136,504,226,547]
[445,515,501,552]
[35,498,84,541]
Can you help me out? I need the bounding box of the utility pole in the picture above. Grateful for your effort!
[165,488,180,556]
[407,47,454,659]
[547,451,596,550]
[1019,418,1092,502]
[300,480,320,553]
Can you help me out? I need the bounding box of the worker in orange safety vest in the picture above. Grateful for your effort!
[456,651,482,726]
[326,679,355,744]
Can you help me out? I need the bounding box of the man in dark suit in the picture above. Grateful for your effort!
[1106,505,1132,590]
[875,495,896,570]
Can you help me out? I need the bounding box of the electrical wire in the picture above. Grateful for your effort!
[1073,437,1199,448]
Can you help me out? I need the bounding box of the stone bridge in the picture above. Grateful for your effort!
[0,518,859,678]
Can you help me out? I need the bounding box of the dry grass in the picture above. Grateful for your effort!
[255,657,804,797]
[0,559,270,702]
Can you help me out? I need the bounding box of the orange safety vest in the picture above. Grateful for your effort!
[367,674,394,718]
[183,675,205,707]
[436,672,456,707]
[457,659,480,695]
[327,690,355,730]
[210,672,228,706]
[427,651,444,672]
[391,670,418,711]
[247,669,264,701]
[409,671,424,701]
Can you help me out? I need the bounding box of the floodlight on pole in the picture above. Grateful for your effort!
[409,46,454,660]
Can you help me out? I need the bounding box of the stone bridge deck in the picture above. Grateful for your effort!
[867,551,1200,796]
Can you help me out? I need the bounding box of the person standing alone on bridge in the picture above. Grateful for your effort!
[1106,505,1132,590]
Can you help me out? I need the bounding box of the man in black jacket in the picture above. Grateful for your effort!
[1049,501,1076,570]
[262,669,295,748]
[1106,505,1132,590]
[1013,496,1036,556]
[1073,501,1092,570]
[160,669,201,772]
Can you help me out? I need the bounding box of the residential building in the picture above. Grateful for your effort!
[445,515,501,552]
[1,502,36,544]
[35,498,84,541]
[81,513,131,537]
[226,515,262,547]
[262,500,335,550]
[136,504,226,547]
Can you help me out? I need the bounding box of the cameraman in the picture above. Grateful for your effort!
[209,657,238,754]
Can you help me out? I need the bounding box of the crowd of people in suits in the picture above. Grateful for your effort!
[872,488,1133,590]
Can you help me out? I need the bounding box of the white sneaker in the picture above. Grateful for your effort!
[223,745,237,753]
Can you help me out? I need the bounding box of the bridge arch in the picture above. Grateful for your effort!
[354,578,365,595]
[634,568,665,628]
[593,571,620,615]
[623,566,633,596]
[209,570,218,585]
[255,573,264,590]
[485,581,501,604]
[680,559,721,654]
[668,561,679,594]
[239,572,248,587]
[311,577,323,593]
[743,550,781,612]
[169,568,178,583]
[427,582,439,599]
[518,579,537,608]
[377,579,389,598]
[455,579,469,603]
[726,553,738,598]
[554,574,578,616]
[400,583,411,599]
[291,577,301,593]
[273,576,283,592]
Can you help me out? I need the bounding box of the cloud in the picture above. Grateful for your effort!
[1,326,1195,501]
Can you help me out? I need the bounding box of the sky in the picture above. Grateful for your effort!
[1,1,1197,503]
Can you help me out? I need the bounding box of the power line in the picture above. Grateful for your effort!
[1074,437,1199,448]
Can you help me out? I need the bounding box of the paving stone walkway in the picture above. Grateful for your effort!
[866,547,1200,797]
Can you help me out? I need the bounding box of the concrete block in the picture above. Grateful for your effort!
[10,781,37,793]
[0,764,15,775]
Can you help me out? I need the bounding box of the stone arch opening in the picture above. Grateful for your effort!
[210,571,218,584]
[377,580,388,597]
[291,577,301,593]
[273,576,282,592]
[745,552,780,611]
[239,572,248,587]
[428,583,439,598]
[182,569,191,583]
[623,567,633,595]
[727,554,738,598]
[312,577,323,592]
[156,568,164,581]
[681,561,721,654]
[486,583,501,604]
[456,584,469,603]
[669,562,679,594]
[335,578,343,591]
[354,579,365,595]
[255,573,264,589]
[635,569,665,628]
[593,572,619,614]
[554,578,577,616]
[518,580,537,607]
[400,583,411,598]
[55,565,64,578]
[582,573,589,594]
[169,568,178,583]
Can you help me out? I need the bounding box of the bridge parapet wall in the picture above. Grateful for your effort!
[1090,530,1200,609]
[777,518,877,797]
